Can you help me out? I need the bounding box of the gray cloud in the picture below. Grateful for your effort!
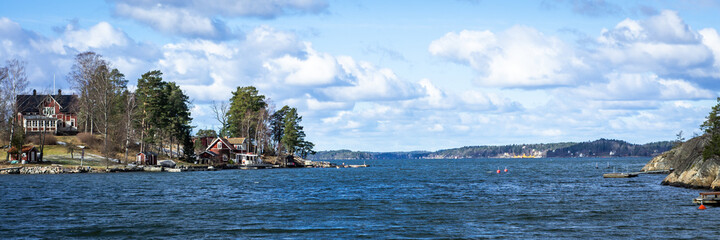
[112,0,328,39]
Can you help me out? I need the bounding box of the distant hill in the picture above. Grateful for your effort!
[309,139,674,160]
[545,139,672,157]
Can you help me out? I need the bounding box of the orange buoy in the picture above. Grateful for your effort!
[699,204,707,210]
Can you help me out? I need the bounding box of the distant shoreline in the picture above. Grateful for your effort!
[311,138,673,160]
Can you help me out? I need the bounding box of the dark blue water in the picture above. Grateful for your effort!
[0,157,717,239]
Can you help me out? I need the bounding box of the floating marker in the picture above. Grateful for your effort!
[504,167,508,173]
[496,168,501,174]
[700,204,707,210]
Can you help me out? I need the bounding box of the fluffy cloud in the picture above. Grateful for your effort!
[115,2,233,39]
[263,43,339,86]
[62,22,129,51]
[112,0,328,39]
[429,26,586,88]
[318,56,425,102]
[0,18,158,88]
[571,73,714,101]
[596,10,717,78]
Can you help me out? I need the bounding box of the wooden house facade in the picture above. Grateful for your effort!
[136,152,157,165]
[17,89,78,135]
[198,137,255,164]
[10,145,40,163]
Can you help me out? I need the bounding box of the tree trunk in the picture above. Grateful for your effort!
[6,120,13,162]
[140,118,145,152]
[169,136,173,159]
[39,121,46,162]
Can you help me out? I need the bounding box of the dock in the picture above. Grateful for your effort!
[603,172,638,178]
[694,192,720,205]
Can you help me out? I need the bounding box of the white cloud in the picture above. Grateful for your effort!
[572,73,714,101]
[430,26,584,88]
[318,56,425,102]
[596,10,715,77]
[62,22,129,51]
[115,3,231,39]
[263,43,338,86]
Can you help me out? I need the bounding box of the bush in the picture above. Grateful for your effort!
[77,132,100,149]
[25,134,58,145]
[44,135,57,145]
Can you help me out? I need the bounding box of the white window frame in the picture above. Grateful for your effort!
[43,107,55,116]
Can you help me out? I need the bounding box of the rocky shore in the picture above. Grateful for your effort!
[642,135,720,189]
[0,157,347,174]
[0,166,95,174]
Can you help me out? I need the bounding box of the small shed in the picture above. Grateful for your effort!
[136,152,157,165]
[10,145,39,163]
[197,151,217,165]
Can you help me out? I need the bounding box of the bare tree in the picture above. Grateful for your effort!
[68,52,127,167]
[211,100,229,137]
[0,65,8,147]
[124,92,137,164]
[2,59,28,161]
[254,108,269,155]
[67,52,103,133]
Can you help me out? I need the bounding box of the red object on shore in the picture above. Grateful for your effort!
[699,204,707,210]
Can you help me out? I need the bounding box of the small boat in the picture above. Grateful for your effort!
[693,192,720,205]
[603,172,638,178]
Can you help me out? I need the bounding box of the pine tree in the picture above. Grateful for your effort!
[701,97,720,159]
[281,107,301,156]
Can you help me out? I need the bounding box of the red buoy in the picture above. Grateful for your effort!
[699,204,707,210]
[496,169,501,174]
[504,168,508,173]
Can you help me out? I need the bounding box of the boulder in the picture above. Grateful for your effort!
[158,160,176,168]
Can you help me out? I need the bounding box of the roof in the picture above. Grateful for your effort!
[16,94,78,113]
[227,137,246,145]
[21,145,37,152]
[205,137,237,152]
[137,151,157,156]
[23,115,56,120]
[199,151,217,157]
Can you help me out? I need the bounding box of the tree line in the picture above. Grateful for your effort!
[202,86,315,161]
[1,51,314,164]
[66,52,194,163]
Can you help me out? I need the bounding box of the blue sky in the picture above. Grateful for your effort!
[2,0,720,151]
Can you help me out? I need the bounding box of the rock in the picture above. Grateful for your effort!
[158,160,176,168]
[643,135,720,189]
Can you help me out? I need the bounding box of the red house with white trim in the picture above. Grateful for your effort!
[16,89,78,135]
[201,137,253,164]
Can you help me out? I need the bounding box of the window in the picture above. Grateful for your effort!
[43,107,55,116]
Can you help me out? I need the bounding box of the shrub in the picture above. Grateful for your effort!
[76,132,100,149]
[44,135,57,145]
[25,135,57,145]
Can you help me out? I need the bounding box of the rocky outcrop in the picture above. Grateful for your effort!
[642,135,720,189]
[0,166,91,174]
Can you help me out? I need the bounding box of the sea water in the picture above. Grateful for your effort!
[0,157,717,239]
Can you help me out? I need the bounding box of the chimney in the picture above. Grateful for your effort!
[58,89,62,95]
[33,89,36,96]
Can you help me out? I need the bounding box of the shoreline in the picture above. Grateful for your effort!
[0,158,365,175]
